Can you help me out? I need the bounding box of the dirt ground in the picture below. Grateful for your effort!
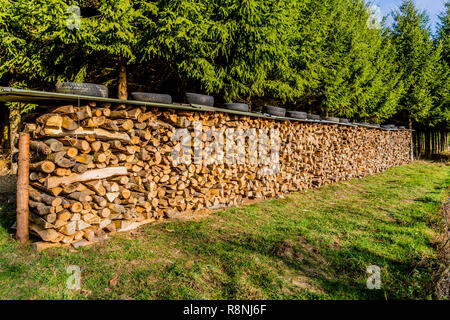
[0,156,16,203]
[435,201,450,299]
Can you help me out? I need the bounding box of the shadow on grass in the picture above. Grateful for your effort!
[414,196,441,205]
[0,204,16,232]
[0,161,445,300]
[153,221,432,300]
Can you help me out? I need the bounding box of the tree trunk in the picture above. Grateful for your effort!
[9,105,21,174]
[16,132,30,245]
[445,131,447,152]
[431,131,434,155]
[0,103,10,149]
[433,131,436,155]
[118,56,128,100]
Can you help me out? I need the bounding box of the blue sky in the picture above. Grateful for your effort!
[373,0,447,33]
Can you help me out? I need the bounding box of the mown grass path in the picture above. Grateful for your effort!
[0,161,448,300]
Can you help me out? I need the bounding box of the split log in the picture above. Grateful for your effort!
[45,167,128,189]
[58,221,77,236]
[72,106,92,121]
[65,147,79,158]
[30,223,61,242]
[82,116,106,128]
[29,187,62,207]
[67,191,93,203]
[72,163,88,174]
[30,141,51,155]
[30,160,55,173]
[36,113,62,127]
[44,139,64,152]
[33,241,61,252]
[43,127,131,143]
[101,119,120,131]
[61,116,79,131]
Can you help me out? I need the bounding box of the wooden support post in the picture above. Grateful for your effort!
[16,132,30,245]
[118,56,128,100]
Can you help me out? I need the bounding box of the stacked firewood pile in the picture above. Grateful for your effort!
[19,102,412,251]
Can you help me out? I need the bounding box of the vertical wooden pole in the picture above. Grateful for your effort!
[9,106,21,174]
[117,56,128,100]
[16,132,30,245]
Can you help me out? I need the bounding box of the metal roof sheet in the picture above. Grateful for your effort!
[0,87,405,131]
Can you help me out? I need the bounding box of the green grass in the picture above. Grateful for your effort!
[0,161,448,300]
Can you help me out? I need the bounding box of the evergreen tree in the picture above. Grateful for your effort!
[137,0,214,97]
[439,1,450,65]
[139,0,300,104]
[0,0,141,98]
[205,0,300,103]
[0,0,447,130]
[51,0,140,99]
[288,0,402,122]
[390,0,441,128]
[434,1,450,127]
[0,0,65,88]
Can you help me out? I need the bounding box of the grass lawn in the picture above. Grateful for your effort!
[0,161,448,300]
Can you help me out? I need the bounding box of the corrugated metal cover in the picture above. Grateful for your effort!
[0,87,402,130]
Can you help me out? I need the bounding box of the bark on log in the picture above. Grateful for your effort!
[16,132,30,244]
[45,167,128,189]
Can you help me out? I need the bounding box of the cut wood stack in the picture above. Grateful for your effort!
[19,102,412,251]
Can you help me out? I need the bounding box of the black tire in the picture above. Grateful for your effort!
[55,82,108,98]
[372,124,381,128]
[339,118,349,124]
[398,126,406,129]
[324,117,339,122]
[381,124,395,129]
[360,122,371,126]
[223,103,249,112]
[286,111,307,119]
[307,113,321,120]
[264,105,286,117]
[185,92,214,107]
[131,92,172,104]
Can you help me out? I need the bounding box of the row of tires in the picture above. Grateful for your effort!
[55,82,404,130]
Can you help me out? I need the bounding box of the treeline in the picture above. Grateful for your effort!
[0,0,449,131]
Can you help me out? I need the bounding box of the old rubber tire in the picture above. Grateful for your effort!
[339,118,349,124]
[265,105,286,117]
[324,117,339,122]
[360,122,371,126]
[381,124,395,129]
[307,113,321,120]
[372,124,381,128]
[223,103,249,112]
[185,93,214,107]
[55,82,108,98]
[131,92,172,104]
[286,111,307,119]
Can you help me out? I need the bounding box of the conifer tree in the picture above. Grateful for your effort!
[0,0,140,99]
[390,0,441,128]
[433,1,450,127]
[139,0,300,103]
